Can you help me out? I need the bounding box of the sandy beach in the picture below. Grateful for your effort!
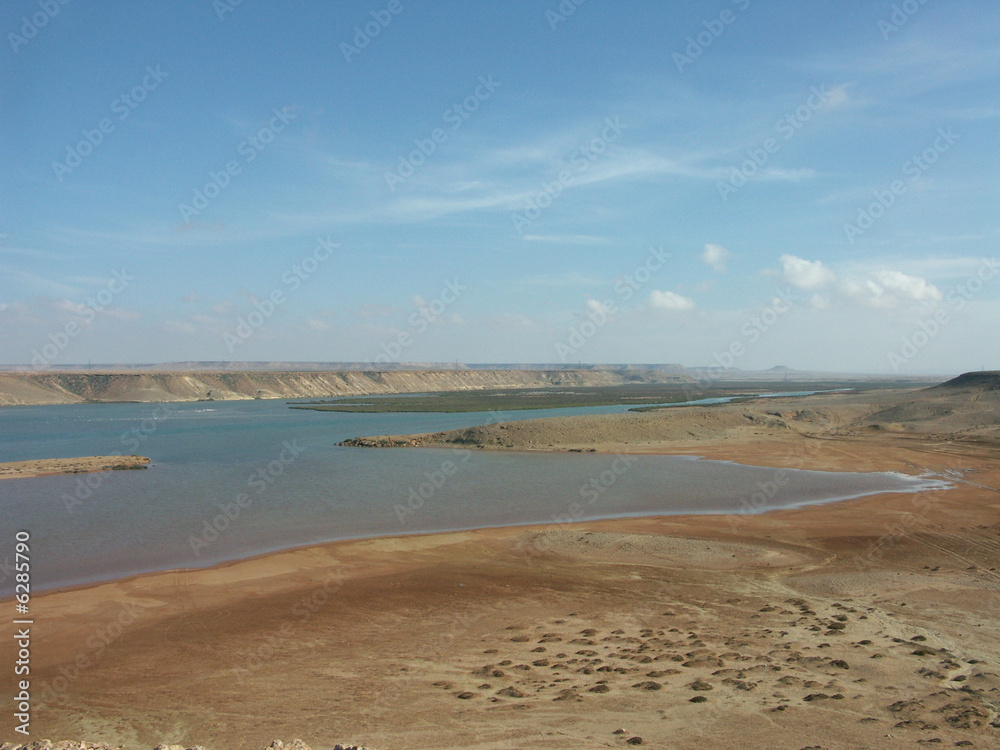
[4,381,999,749]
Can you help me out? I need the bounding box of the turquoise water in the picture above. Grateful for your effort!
[0,398,947,592]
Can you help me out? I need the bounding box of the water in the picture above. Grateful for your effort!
[0,398,948,592]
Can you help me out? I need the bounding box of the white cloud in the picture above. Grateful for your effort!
[816,82,856,112]
[777,256,943,310]
[649,290,695,311]
[586,298,615,317]
[874,270,943,302]
[701,244,731,272]
[780,254,836,289]
[843,269,942,308]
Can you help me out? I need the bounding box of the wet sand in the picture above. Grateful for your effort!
[4,429,999,749]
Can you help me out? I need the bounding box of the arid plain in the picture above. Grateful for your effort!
[3,373,999,749]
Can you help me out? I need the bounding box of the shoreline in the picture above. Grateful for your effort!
[9,430,985,604]
[10,481,948,601]
[19,432,986,600]
[6,396,998,748]
[6,444,950,598]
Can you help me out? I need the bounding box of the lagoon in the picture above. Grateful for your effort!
[0,399,947,592]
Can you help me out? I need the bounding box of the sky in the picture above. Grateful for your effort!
[1,0,998,374]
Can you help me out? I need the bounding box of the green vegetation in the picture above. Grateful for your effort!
[287,381,891,414]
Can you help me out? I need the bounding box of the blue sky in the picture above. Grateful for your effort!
[1,0,998,373]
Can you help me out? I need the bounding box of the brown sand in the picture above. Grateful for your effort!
[0,456,150,480]
[3,389,999,748]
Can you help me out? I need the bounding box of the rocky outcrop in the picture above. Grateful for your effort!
[338,436,422,448]
[0,369,690,406]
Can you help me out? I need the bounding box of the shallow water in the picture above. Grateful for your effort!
[0,399,948,592]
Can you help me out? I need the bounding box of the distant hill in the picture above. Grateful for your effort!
[854,371,1000,437]
[0,368,693,406]
[931,371,1000,392]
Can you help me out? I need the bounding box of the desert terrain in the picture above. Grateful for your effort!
[2,374,999,749]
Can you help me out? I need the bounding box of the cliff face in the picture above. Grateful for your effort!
[0,369,690,406]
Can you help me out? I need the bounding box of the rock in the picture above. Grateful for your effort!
[689,679,714,691]
[631,680,663,690]
[553,688,581,701]
[690,695,708,703]
[626,737,644,745]
[496,686,526,698]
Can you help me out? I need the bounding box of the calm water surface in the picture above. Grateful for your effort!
[0,398,948,592]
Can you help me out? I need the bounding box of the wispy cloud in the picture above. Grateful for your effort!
[520,234,609,244]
